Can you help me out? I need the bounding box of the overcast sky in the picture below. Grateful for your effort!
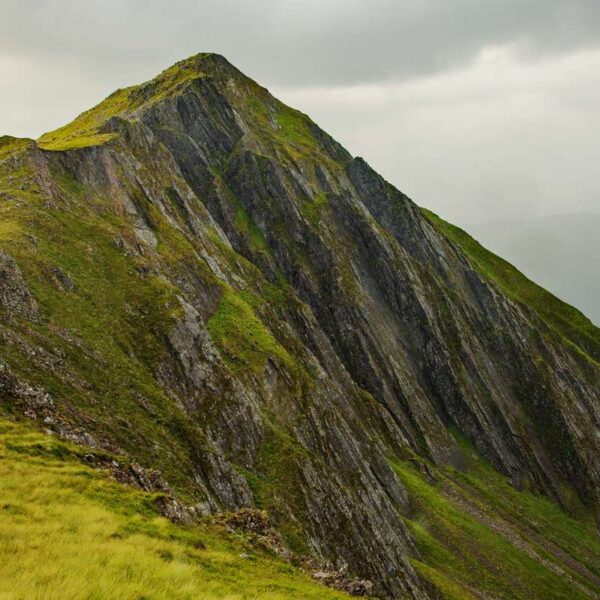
[1,0,600,225]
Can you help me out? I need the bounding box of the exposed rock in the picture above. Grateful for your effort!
[0,360,53,419]
[221,508,374,596]
[46,265,76,291]
[0,251,39,321]
[312,569,374,597]
[0,53,598,599]
[221,507,272,536]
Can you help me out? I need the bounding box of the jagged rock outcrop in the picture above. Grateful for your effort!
[0,54,598,598]
[0,251,39,321]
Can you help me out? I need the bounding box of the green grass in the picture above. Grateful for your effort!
[0,156,214,496]
[389,434,600,600]
[0,136,31,159]
[206,286,294,375]
[4,55,599,600]
[36,87,130,151]
[422,208,600,363]
[0,419,349,600]
[35,48,342,170]
[0,137,308,508]
[37,55,212,151]
[239,423,312,554]
[276,107,318,151]
[300,191,329,227]
[245,96,340,171]
[410,560,477,600]
[450,430,600,576]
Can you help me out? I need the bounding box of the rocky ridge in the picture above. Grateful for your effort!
[0,53,598,598]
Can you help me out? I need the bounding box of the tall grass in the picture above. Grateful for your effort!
[0,420,347,600]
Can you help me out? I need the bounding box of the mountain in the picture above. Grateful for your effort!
[0,53,599,599]
[466,214,600,326]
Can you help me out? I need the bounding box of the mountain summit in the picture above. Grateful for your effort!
[1,53,599,599]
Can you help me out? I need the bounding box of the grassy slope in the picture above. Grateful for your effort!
[0,140,304,501]
[36,54,214,151]
[3,56,600,600]
[0,418,349,600]
[0,151,199,494]
[390,433,600,600]
[1,122,326,572]
[422,209,600,364]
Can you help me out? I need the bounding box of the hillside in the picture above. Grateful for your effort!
[465,214,600,326]
[0,53,598,599]
[423,210,600,364]
[0,418,352,599]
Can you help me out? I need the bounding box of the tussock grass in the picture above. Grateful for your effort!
[0,419,348,600]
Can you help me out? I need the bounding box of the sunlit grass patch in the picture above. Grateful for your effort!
[0,419,348,600]
[206,286,295,375]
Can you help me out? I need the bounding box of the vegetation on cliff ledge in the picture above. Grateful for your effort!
[390,432,600,599]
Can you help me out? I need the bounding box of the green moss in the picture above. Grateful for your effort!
[206,286,295,375]
[0,419,349,599]
[422,208,600,364]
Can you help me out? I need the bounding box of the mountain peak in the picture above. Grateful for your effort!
[35,51,349,169]
[172,51,234,71]
[36,52,245,152]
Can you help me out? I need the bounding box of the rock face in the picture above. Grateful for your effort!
[0,251,39,321]
[0,54,599,598]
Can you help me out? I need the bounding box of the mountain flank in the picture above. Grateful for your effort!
[465,214,600,326]
[0,53,599,599]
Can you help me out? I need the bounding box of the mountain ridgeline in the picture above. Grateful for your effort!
[0,54,599,599]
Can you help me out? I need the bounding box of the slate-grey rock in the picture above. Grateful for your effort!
[0,53,598,598]
[0,251,39,321]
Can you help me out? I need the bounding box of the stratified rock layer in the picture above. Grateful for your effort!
[0,54,598,598]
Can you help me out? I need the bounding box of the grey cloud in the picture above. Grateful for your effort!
[2,0,600,88]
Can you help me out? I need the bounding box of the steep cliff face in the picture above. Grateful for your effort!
[0,54,599,599]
